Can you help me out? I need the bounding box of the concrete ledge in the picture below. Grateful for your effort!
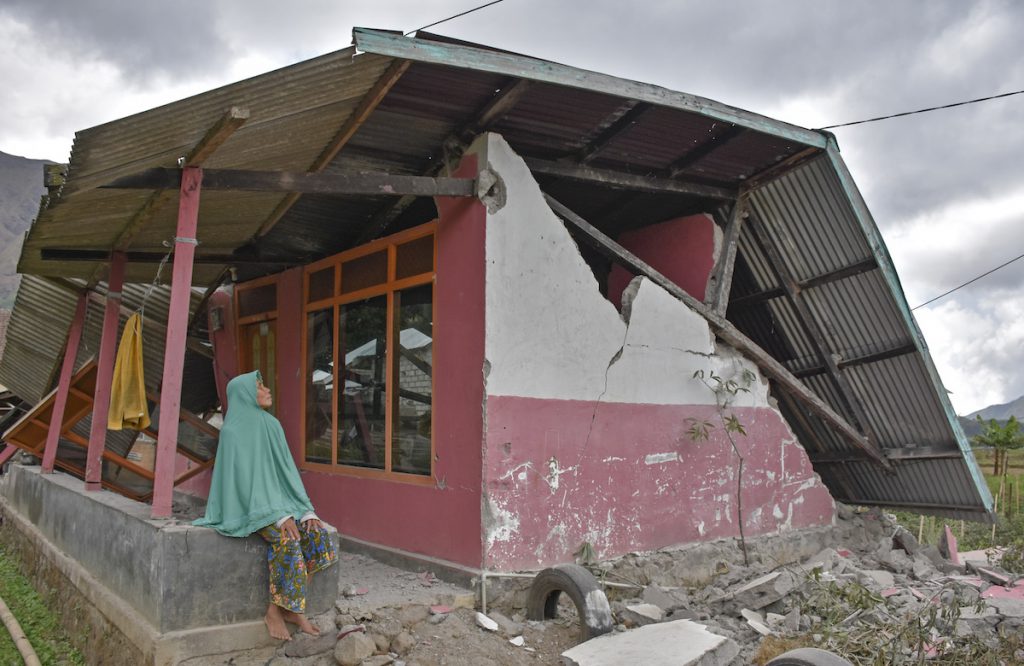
[0,464,340,663]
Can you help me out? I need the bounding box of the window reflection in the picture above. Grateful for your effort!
[305,309,333,464]
[392,284,432,475]
[337,296,387,470]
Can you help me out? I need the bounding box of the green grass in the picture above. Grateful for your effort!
[0,545,84,665]
[891,447,1024,572]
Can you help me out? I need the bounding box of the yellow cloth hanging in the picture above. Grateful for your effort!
[108,312,151,430]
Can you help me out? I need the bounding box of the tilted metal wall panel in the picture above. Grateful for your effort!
[743,154,993,520]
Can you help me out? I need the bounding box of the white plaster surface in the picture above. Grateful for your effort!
[561,619,739,666]
[477,133,770,408]
[478,133,625,402]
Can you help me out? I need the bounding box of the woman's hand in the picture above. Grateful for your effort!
[281,517,301,541]
[304,518,324,531]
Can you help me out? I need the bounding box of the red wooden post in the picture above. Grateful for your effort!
[151,167,203,518]
[42,292,90,473]
[85,252,126,491]
[0,444,17,466]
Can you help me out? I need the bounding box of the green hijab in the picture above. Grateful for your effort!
[193,371,315,537]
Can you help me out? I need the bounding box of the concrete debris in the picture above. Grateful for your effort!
[740,608,773,636]
[721,570,798,610]
[333,631,376,666]
[487,610,523,636]
[475,612,500,632]
[891,526,920,555]
[641,584,688,612]
[620,603,664,626]
[509,635,525,646]
[561,619,739,666]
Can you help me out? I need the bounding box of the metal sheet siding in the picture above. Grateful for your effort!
[744,155,992,519]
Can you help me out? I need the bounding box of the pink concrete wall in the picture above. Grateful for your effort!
[287,156,486,569]
[483,397,834,570]
[607,215,716,307]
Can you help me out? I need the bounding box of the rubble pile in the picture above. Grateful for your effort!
[208,509,1023,665]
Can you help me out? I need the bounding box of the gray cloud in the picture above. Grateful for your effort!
[2,0,1023,412]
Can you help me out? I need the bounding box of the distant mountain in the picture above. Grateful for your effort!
[967,395,1024,422]
[958,395,1024,440]
[0,150,50,309]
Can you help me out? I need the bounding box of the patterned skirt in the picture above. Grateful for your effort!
[257,520,337,613]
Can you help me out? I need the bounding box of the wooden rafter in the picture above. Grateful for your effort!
[354,78,533,246]
[706,197,748,315]
[791,341,918,379]
[575,101,651,165]
[84,107,250,289]
[103,168,476,197]
[745,211,881,451]
[728,256,879,310]
[524,158,736,200]
[667,125,746,177]
[44,248,293,267]
[253,59,411,240]
[542,192,892,469]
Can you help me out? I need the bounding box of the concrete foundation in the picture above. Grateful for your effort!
[0,464,338,664]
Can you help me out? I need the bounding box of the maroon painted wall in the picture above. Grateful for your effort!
[607,214,716,307]
[285,156,487,569]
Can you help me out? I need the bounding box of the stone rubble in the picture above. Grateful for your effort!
[229,508,1023,665]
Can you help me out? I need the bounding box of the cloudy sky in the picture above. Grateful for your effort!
[1,0,1022,415]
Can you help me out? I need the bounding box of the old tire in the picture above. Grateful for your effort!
[767,647,854,666]
[525,563,613,642]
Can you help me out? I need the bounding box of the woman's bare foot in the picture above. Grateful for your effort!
[264,604,292,641]
[282,609,320,636]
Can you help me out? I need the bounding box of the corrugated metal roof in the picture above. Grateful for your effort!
[0,276,216,414]
[737,154,992,520]
[4,28,992,520]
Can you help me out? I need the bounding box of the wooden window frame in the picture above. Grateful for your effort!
[301,221,437,485]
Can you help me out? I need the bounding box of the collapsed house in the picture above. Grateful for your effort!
[0,27,995,660]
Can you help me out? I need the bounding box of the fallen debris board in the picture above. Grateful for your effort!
[561,619,739,666]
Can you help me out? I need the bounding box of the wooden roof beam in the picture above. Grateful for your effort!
[253,59,411,240]
[575,101,652,165]
[84,107,250,289]
[667,125,746,177]
[728,256,879,310]
[354,77,532,246]
[542,192,892,470]
[525,158,736,200]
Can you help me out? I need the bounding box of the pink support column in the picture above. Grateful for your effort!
[0,444,17,466]
[85,252,126,491]
[42,292,89,473]
[151,167,203,518]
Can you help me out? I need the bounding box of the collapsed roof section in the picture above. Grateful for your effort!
[6,29,992,520]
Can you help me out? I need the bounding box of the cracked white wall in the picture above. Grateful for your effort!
[470,133,835,570]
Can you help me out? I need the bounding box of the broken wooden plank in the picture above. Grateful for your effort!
[103,168,477,197]
[542,192,891,470]
[525,158,736,200]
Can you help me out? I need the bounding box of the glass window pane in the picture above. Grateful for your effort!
[337,295,387,470]
[341,251,387,295]
[308,266,335,303]
[395,235,434,280]
[238,283,276,318]
[305,309,334,464]
[392,284,432,475]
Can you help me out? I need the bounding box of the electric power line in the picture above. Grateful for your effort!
[406,0,508,36]
[912,251,1024,310]
[819,88,1024,129]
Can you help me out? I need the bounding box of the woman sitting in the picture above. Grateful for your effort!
[194,371,337,640]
